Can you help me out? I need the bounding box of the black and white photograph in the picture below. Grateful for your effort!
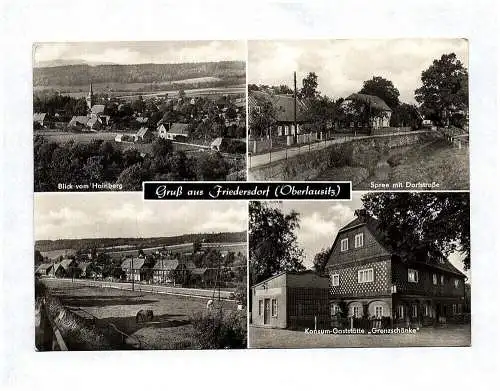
[247,39,469,190]
[33,41,247,192]
[248,193,470,348]
[34,194,248,350]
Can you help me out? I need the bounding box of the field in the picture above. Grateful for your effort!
[43,279,243,349]
[249,324,471,348]
[34,84,246,100]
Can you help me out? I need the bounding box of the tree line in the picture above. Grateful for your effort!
[35,231,247,252]
[34,136,241,191]
[34,61,245,87]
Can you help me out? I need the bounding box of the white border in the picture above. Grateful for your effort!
[2,1,499,390]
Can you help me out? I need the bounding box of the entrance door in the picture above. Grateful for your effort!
[264,299,271,325]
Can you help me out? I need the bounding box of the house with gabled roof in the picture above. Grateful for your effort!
[134,127,154,143]
[35,263,54,277]
[326,209,467,327]
[152,258,195,284]
[121,258,147,281]
[33,112,47,127]
[248,90,308,138]
[343,93,392,130]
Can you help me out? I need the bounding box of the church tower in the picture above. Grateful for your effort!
[86,82,94,113]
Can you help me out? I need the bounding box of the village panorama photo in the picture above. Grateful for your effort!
[247,39,469,191]
[248,192,470,348]
[34,193,248,350]
[33,41,247,192]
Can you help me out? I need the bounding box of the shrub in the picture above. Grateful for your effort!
[191,309,247,349]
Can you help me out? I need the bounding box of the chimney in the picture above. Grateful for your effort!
[354,209,368,222]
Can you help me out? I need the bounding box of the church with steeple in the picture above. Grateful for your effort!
[68,82,109,131]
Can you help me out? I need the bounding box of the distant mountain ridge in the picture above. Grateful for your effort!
[33,61,246,87]
[35,231,247,252]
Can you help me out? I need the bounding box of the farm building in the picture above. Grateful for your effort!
[77,262,92,278]
[343,93,392,130]
[68,115,91,129]
[121,258,147,281]
[251,271,330,329]
[166,123,190,141]
[35,263,54,277]
[134,127,154,143]
[326,209,467,326]
[152,258,196,285]
[53,258,78,278]
[248,90,308,138]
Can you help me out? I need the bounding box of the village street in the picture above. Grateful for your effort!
[248,130,431,169]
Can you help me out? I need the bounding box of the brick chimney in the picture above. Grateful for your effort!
[354,209,368,222]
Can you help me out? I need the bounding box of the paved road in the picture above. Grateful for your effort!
[45,277,235,300]
[248,130,432,169]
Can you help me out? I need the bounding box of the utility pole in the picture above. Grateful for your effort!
[294,71,298,145]
[131,258,135,292]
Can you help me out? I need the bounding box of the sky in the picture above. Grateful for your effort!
[248,39,468,104]
[34,193,247,240]
[277,195,469,280]
[33,40,246,67]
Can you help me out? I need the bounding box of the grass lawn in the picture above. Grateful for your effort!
[249,324,471,349]
[43,279,241,350]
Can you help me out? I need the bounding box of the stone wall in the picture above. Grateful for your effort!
[248,131,439,182]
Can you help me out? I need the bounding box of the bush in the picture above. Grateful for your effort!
[191,309,247,349]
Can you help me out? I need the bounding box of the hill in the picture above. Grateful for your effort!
[33,61,245,87]
[35,231,247,252]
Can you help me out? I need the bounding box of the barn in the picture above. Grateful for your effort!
[251,271,330,329]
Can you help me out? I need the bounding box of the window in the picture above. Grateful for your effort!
[331,274,340,287]
[452,304,457,314]
[375,305,383,318]
[432,273,437,285]
[412,304,418,318]
[255,106,261,114]
[454,279,460,288]
[277,125,283,136]
[352,306,361,318]
[440,275,444,285]
[258,300,263,316]
[397,305,404,319]
[408,268,419,283]
[271,299,278,317]
[340,238,349,252]
[354,233,364,248]
[358,268,374,283]
[458,303,462,314]
[331,304,341,316]
[424,304,430,317]
[284,125,289,135]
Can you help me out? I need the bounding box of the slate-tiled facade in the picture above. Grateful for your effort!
[326,209,467,326]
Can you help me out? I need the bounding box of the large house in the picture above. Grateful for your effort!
[121,258,147,282]
[248,90,308,139]
[157,122,190,141]
[343,93,392,130]
[152,258,196,284]
[251,271,330,329]
[326,209,467,326]
[53,258,78,278]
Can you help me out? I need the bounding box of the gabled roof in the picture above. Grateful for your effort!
[168,123,189,135]
[210,137,224,147]
[153,259,180,271]
[59,258,76,271]
[87,116,102,127]
[328,210,467,278]
[36,263,53,273]
[33,113,47,122]
[91,104,105,115]
[248,90,307,122]
[78,262,91,272]
[121,258,146,270]
[136,127,149,137]
[69,115,90,126]
[345,93,392,112]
